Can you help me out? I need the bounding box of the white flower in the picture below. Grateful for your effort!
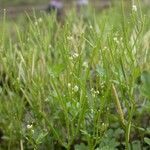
[68,83,71,88]
[95,90,99,94]
[90,88,94,92]
[90,25,93,29]
[27,124,33,129]
[69,52,79,60]
[35,21,38,26]
[91,88,99,97]
[38,18,42,23]
[73,85,79,92]
[67,36,73,40]
[72,52,79,58]
[49,44,52,49]
[113,37,119,44]
[132,5,137,12]
[91,109,94,114]
[31,129,34,134]
[45,98,49,102]
[102,123,105,126]
[82,61,88,68]
[104,47,107,50]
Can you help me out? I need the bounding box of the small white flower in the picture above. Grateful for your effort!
[82,61,88,68]
[91,88,99,97]
[72,52,79,58]
[113,37,119,44]
[96,90,99,94]
[45,98,49,102]
[90,88,94,92]
[67,36,73,40]
[90,25,93,29]
[38,18,42,23]
[73,85,79,92]
[35,21,38,26]
[27,124,33,129]
[49,44,52,49]
[132,5,137,12]
[68,83,71,88]
[31,129,34,134]
[102,123,105,126]
[104,46,107,50]
[91,109,94,113]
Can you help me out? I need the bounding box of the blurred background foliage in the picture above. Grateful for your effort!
[0,0,49,6]
[1,0,111,7]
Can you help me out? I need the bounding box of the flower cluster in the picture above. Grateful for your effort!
[132,5,137,12]
[67,36,74,41]
[73,85,79,92]
[91,88,99,97]
[68,83,79,93]
[27,124,34,133]
[113,37,119,44]
[69,52,79,60]
[34,18,43,26]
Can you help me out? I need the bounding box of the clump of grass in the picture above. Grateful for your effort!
[0,1,150,150]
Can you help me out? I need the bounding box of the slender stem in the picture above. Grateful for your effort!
[20,140,24,150]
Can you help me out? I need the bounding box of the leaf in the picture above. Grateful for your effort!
[96,66,106,76]
[99,146,114,150]
[36,132,48,145]
[146,127,150,134]
[131,140,141,150]
[144,137,150,145]
[48,64,65,77]
[74,143,88,150]
[140,71,150,99]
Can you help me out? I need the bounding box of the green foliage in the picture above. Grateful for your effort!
[0,1,150,150]
[140,71,150,99]
[144,137,150,146]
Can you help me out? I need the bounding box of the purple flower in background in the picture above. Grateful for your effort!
[47,0,63,17]
[77,0,89,6]
[49,0,63,9]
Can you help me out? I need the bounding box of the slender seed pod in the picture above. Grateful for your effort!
[112,83,125,126]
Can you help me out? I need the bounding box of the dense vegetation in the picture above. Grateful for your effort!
[0,1,150,150]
